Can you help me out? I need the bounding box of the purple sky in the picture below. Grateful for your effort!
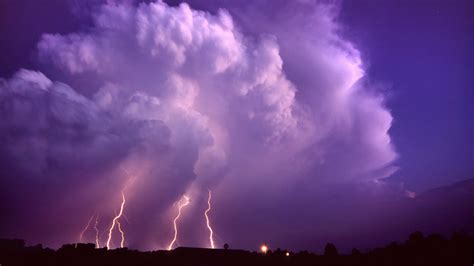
[0,0,472,252]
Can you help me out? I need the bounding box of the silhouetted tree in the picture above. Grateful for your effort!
[274,248,282,256]
[223,243,229,250]
[324,243,338,256]
[351,248,361,256]
[408,231,425,245]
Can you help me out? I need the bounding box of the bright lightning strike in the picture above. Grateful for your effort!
[204,189,215,249]
[94,214,101,248]
[106,192,126,249]
[117,220,125,248]
[168,195,190,251]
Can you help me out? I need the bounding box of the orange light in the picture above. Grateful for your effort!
[286,252,290,257]
[260,244,268,253]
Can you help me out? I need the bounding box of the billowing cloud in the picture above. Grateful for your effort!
[0,0,398,251]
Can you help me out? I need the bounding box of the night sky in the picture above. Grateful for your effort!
[0,0,472,253]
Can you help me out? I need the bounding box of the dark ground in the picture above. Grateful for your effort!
[1,231,473,266]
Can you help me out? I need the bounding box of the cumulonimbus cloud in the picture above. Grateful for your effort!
[0,0,397,250]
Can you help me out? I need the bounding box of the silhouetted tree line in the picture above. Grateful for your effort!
[0,231,472,266]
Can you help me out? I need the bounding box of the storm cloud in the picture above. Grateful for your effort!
[0,0,399,251]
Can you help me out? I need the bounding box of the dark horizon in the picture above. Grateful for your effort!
[1,230,473,266]
[1,229,473,252]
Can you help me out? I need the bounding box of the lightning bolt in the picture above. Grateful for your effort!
[106,191,126,249]
[79,215,94,244]
[168,195,190,250]
[204,189,215,249]
[94,214,101,248]
[103,167,136,249]
[117,220,125,248]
